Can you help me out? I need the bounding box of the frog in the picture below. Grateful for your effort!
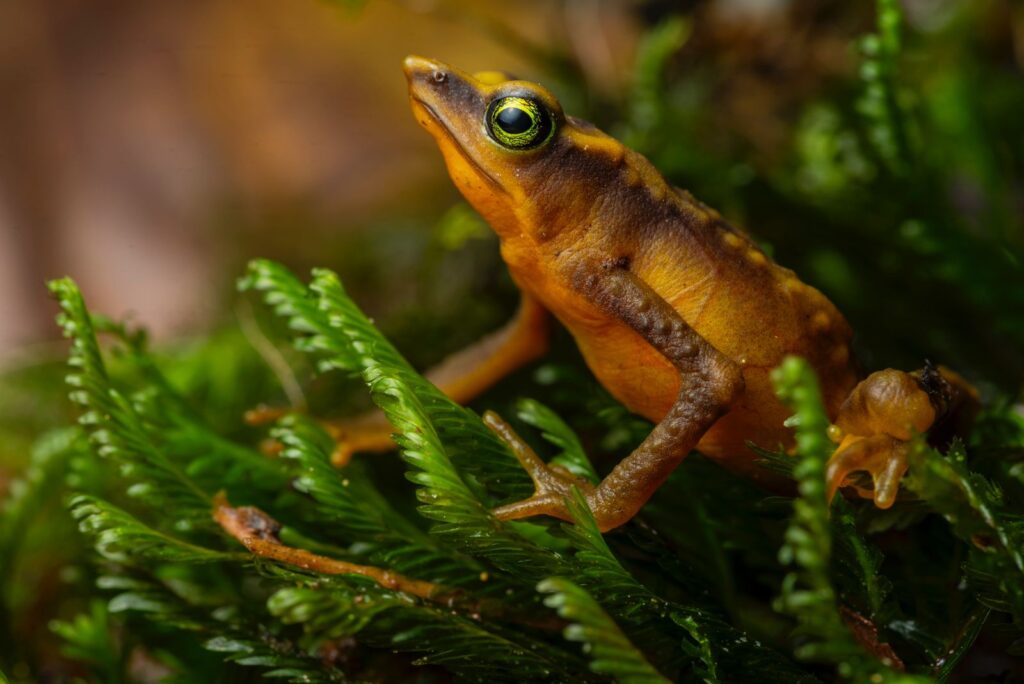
[317,56,976,532]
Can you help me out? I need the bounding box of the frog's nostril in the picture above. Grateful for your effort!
[432,70,447,84]
[403,55,445,83]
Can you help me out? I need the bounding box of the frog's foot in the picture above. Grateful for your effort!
[483,411,595,524]
[245,405,395,466]
[826,434,909,509]
[245,404,295,427]
[245,405,297,458]
[320,416,396,467]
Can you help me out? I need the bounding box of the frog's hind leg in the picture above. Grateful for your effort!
[488,263,744,532]
[251,294,550,466]
[826,365,978,508]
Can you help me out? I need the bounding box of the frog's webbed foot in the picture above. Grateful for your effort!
[318,412,397,466]
[245,405,299,458]
[826,434,908,509]
[245,405,394,466]
[246,295,550,467]
[483,411,595,524]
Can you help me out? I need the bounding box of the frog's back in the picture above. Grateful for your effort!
[489,120,858,470]
[525,164,859,471]
[655,214,858,470]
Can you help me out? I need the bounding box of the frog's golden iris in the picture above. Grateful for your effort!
[486,96,553,150]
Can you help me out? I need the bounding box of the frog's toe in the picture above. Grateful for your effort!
[322,423,396,466]
[826,434,909,509]
[329,440,355,468]
[246,405,297,457]
[492,493,566,522]
[245,404,395,467]
[483,410,594,523]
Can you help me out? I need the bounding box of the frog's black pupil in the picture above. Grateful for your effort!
[496,107,533,134]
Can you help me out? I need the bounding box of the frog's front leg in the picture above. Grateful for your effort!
[491,261,744,532]
[324,293,550,464]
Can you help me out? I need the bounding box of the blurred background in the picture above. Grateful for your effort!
[1,1,1023,678]
[0,0,552,356]
[3,0,1022,355]
[4,0,1018,361]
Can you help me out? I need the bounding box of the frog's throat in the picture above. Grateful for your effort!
[410,97,506,196]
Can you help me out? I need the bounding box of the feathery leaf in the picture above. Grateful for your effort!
[539,577,670,683]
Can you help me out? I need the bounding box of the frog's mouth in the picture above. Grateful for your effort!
[404,56,506,195]
[410,97,504,194]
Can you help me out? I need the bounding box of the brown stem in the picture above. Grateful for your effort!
[839,605,905,671]
[213,493,441,600]
[213,494,568,631]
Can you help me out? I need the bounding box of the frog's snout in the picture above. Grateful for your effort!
[403,55,450,92]
[403,55,457,136]
[402,56,509,195]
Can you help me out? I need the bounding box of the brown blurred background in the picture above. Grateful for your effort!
[0,0,656,362]
[3,0,1017,364]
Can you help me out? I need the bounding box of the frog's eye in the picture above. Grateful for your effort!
[486,96,553,150]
